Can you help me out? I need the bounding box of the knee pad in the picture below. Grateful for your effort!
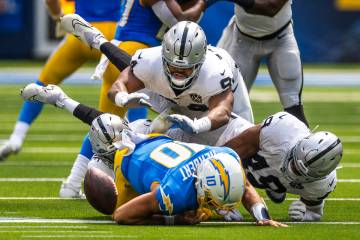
[275,51,301,81]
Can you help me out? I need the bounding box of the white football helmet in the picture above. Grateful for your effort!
[283,131,343,182]
[162,21,207,90]
[89,114,130,161]
[195,152,246,211]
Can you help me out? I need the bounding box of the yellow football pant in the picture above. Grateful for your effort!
[99,41,149,116]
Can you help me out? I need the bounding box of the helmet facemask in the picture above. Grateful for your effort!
[162,21,207,91]
[89,114,130,165]
[195,153,245,211]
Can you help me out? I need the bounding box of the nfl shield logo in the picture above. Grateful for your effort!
[190,94,202,103]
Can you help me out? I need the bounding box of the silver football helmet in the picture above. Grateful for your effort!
[283,131,343,182]
[195,152,245,211]
[89,113,130,161]
[162,21,207,90]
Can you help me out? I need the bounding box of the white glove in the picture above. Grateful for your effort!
[217,209,243,222]
[150,108,174,133]
[115,92,152,108]
[288,200,323,221]
[166,114,211,134]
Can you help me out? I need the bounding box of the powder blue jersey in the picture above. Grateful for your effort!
[75,0,121,22]
[120,135,239,215]
[114,0,164,46]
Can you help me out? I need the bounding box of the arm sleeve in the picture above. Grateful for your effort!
[73,104,104,126]
[99,42,131,71]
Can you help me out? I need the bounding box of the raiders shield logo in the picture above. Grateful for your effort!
[190,94,202,103]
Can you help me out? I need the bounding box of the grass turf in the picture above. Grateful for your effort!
[0,84,359,239]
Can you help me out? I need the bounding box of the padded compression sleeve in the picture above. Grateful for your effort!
[99,42,131,71]
[73,104,104,126]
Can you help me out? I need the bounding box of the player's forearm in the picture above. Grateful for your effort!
[73,104,104,126]
[99,42,131,72]
[207,107,231,130]
[44,0,63,20]
[242,181,271,221]
[176,1,206,22]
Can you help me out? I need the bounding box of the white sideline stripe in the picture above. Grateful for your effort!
[0,198,83,200]
[341,163,360,168]
[200,221,360,225]
[0,226,88,229]
[0,161,72,167]
[0,197,360,201]
[0,230,108,233]
[22,235,136,239]
[0,218,114,224]
[2,178,360,182]
[21,148,79,154]
[0,178,66,182]
[0,217,359,226]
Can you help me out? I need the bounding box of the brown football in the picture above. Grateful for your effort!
[84,167,118,215]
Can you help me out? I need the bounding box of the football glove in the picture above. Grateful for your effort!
[166,114,211,134]
[150,108,174,133]
[217,209,243,222]
[115,92,152,108]
[288,200,323,221]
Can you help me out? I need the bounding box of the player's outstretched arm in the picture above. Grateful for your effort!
[242,181,288,227]
[108,67,151,109]
[113,190,204,225]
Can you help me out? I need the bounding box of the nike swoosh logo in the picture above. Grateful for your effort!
[138,52,143,59]
[72,19,92,31]
[220,70,225,76]
[279,114,287,119]
[232,83,238,93]
[277,33,287,39]
[329,178,335,187]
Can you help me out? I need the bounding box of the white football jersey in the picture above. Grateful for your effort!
[235,0,292,37]
[242,112,337,201]
[131,45,250,119]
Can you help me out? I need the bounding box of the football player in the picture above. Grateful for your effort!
[216,112,343,221]
[60,15,254,147]
[20,84,286,227]
[0,0,123,199]
[217,0,309,126]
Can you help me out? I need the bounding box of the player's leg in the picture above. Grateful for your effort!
[60,21,117,198]
[267,25,309,126]
[99,41,149,117]
[216,20,261,91]
[0,35,88,160]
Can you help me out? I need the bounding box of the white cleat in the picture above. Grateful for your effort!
[21,83,68,108]
[60,14,106,50]
[59,182,86,199]
[0,140,21,161]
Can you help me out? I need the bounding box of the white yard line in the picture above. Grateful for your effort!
[21,235,137,239]
[0,218,114,224]
[0,226,88,229]
[0,198,83,200]
[201,221,360,225]
[0,178,66,182]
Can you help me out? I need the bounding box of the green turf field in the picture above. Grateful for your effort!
[0,84,359,240]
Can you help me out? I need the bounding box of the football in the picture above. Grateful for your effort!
[84,167,118,215]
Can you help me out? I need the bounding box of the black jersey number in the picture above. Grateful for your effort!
[243,154,287,193]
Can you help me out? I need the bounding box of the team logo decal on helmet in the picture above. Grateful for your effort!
[162,21,207,91]
[209,158,230,200]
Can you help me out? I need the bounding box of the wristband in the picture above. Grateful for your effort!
[164,215,175,225]
[251,203,270,221]
[194,117,211,133]
[114,92,128,107]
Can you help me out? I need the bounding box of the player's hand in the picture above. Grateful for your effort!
[150,108,174,133]
[217,209,243,221]
[167,114,211,134]
[288,200,322,221]
[257,219,288,228]
[115,92,152,108]
[176,210,208,225]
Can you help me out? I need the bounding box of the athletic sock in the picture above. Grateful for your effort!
[18,80,45,124]
[66,154,90,189]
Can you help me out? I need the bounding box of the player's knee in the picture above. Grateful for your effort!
[276,51,301,81]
